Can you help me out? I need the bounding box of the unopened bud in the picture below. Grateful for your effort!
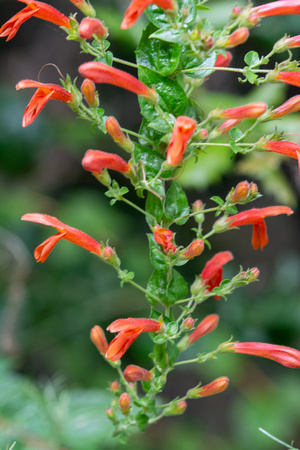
[90,325,109,355]
[123,364,151,382]
[81,78,98,107]
[249,182,258,195]
[164,400,187,416]
[227,181,250,203]
[106,408,115,420]
[221,27,249,49]
[197,128,208,140]
[246,13,259,27]
[192,200,205,225]
[119,393,130,414]
[231,6,241,17]
[182,239,204,260]
[102,246,120,268]
[183,317,194,331]
[213,215,230,233]
[105,116,134,153]
[204,35,213,48]
[187,376,229,398]
[79,17,107,39]
[110,381,121,393]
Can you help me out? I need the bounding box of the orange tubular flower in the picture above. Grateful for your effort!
[79,62,156,103]
[166,116,197,166]
[285,34,300,48]
[123,364,151,382]
[106,318,162,361]
[105,117,134,152]
[218,119,242,135]
[229,342,300,368]
[0,0,70,41]
[200,251,234,299]
[153,225,177,254]
[220,102,267,120]
[187,314,219,345]
[275,71,300,88]
[189,377,229,398]
[252,1,300,17]
[182,239,204,259]
[16,80,73,127]
[262,140,300,172]
[270,95,300,118]
[226,206,293,250]
[21,213,102,262]
[121,0,174,29]
[82,149,130,174]
[79,17,107,39]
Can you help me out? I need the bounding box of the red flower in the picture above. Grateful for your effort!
[214,51,232,68]
[79,62,156,103]
[187,314,219,345]
[153,225,177,254]
[106,318,162,361]
[21,213,102,262]
[82,149,130,174]
[219,102,267,120]
[81,79,97,107]
[105,117,133,152]
[229,342,300,368]
[285,34,300,48]
[200,251,234,299]
[252,1,300,17]
[119,393,130,414]
[166,116,197,166]
[0,0,70,41]
[275,71,300,88]
[218,119,241,135]
[270,96,300,118]
[121,0,174,29]
[123,364,151,382]
[262,140,300,172]
[226,206,293,250]
[16,80,73,127]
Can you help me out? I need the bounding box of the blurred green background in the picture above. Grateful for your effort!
[0,0,300,448]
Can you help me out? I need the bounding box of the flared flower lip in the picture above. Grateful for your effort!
[226,206,293,226]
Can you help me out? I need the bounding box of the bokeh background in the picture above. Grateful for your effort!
[0,0,300,449]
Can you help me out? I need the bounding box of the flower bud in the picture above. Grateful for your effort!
[188,377,229,398]
[163,400,187,416]
[249,182,258,195]
[81,78,98,107]
[183,317,194,331]
[110,381,121,393]
[102,246,120,269]
[106,408,115,420]
[123,364,151,382]
[119,393,130,414]
[231,6,241,17]
[182,239,204,260]
[153,225,177,254]
[105,116,134,153]
[90,325,109,355]
[227,181,250,203]
[220,27,249,49]
[79,17,107,39]
[192,200,205,225]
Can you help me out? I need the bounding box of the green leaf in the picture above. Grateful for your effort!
[153,343,167,368]
[226,205,238,214]
[210,195,224,206]
[183,52,217,79]
[154,335,168,344]
[229,140,242,154]
[244,51,260,67]
[147,234,167,271]
[244,67,258,84]
[164,181,190,225]
[150,26,187,45]
[166,340,180,366]
[136,23,182,77]
[138,65,187,117]
[179,0,197,24]
[165,321,178,336]
[134,143,166,178]
[145,191,164,226]
[146,270,167,304]
[229,127,243,141]
[167,269,188,304]
[145,4,170,28]
[136,413,149,432]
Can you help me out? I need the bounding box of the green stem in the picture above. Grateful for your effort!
[113,57,138,69]
[121,128,154,145]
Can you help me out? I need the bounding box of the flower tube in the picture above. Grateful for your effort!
[0,0,70,41]
[166,116,197,166]
[82,149,130,174]
[79,62,156,102]
[121,0,174,29]
[252,1,300,18]
[200,251,234,299]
